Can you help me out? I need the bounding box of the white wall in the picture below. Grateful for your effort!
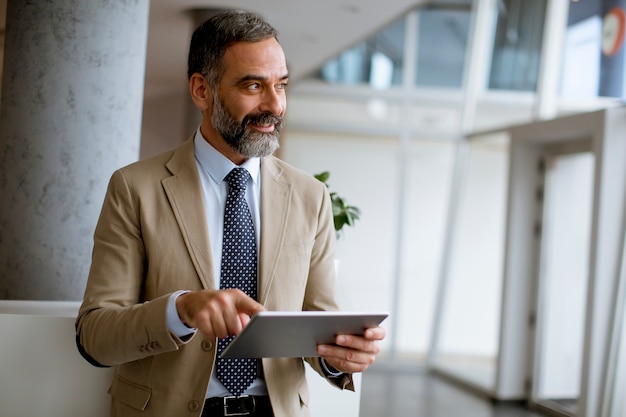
[281,127,502,361]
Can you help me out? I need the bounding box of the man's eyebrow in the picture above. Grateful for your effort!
[236,73,290,84]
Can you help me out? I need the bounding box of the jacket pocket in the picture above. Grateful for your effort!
[109,373,152,411]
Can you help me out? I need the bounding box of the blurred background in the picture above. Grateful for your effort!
[1,1,626,416]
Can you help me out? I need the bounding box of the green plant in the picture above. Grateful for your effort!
[314,171,361,238]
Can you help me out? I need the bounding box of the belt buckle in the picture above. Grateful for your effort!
[223,395,255,416]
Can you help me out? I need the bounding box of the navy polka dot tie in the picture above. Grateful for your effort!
[216,168,258,397]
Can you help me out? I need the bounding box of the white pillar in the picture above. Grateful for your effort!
[0,0,150,300]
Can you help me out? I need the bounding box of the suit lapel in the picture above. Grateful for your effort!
[159,145,290,297]
[258,157,291,304]
[162,139,215,290]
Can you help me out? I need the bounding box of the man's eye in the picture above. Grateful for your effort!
[248,83,261,90]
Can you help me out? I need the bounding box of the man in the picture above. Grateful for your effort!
[76,9,385,417]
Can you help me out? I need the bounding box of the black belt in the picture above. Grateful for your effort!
[202,395,273,417]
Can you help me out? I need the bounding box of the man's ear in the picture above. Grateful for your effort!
[189,73,212,112]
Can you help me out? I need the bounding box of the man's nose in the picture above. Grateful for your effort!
[259,89,285,115]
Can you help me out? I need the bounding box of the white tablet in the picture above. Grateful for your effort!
[219,311,388,359]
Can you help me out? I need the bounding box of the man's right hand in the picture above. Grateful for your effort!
[175,289,265,340]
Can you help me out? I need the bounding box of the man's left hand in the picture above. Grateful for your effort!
[316,326,386,374]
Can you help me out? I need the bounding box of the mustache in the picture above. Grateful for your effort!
[242,112,283,130]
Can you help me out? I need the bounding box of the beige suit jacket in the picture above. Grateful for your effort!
[76,139,353,417]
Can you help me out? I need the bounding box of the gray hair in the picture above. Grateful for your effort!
[187,10,279,88]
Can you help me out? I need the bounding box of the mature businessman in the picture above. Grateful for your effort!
[76,9,385,417]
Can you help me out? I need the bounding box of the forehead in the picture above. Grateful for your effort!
[221,38,288,80]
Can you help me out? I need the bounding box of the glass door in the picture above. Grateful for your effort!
[432,131,510,392]
[530,149,595,416]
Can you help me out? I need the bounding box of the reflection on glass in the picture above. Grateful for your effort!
[533,152,594,416]
[435,132,509,390]
[489,0,546,91]
[415,5,471,88]
[319,17,405,86]
[317,4,473,90]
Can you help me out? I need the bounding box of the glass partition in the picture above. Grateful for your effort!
[319,16,405,87]
[433,131,509,390]
[316,4,473,90]
[488,0,546,91]
[415,4,471,88]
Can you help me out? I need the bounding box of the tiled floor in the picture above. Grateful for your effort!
[359,366,546,417]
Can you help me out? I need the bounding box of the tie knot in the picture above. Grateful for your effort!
[225,168,251,192]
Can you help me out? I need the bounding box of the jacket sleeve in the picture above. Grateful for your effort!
[75,169,191,367]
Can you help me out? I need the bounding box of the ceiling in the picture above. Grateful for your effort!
[0,1,427,97]
[145,0,425,98]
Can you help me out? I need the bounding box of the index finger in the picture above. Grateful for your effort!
[234,293,265,317]
[220,290,265,336]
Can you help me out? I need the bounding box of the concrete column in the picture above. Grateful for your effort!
[0,0,150,300]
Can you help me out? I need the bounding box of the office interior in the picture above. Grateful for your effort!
[1,0,626,416]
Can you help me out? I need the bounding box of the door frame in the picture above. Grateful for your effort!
[494,107,626,417]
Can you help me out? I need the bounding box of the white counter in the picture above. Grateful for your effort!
[0,301,361,417]
[0,300,113,417]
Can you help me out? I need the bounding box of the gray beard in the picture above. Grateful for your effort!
[211,94,282,158]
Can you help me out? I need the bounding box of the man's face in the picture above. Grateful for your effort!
[211,91,282,158]
[211,38,289,158]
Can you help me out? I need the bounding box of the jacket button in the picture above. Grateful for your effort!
[201,340,213,351]
[188,400,200,412]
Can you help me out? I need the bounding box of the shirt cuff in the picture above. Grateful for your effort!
[166,290,197,338]
[320,358,344,378]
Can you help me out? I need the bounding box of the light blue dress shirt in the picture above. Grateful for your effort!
[166,129,266,398]
[165,129,341,398]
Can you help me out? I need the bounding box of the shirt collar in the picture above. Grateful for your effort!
[193,129,261,185]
